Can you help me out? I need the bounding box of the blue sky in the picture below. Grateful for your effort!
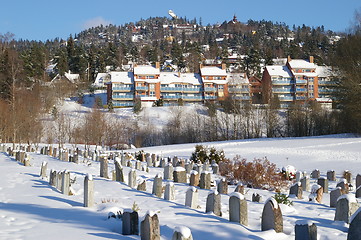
[1,0,360,41]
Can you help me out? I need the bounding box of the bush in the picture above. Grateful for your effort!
[273,193,293,206]
[190,145,225,164]
[219,156,287,190]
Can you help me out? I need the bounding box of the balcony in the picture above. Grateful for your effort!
[183,87,202,92]
[278,96,294,101]
[113,101,134,107]
[135,86,148,90]
[113,86,133,91]
[112,94,134,100]
[272,88,292,93]
[233,96,251,100]
[205,95,217,100]
[296,96,307,100]
[272,80,295,85]
[296,79,307,84]
[204,87,216,92]
[162,95,182,99]
[183,95,203,100]
[229,88,250,93]
[318,80,337,85]
[318,88,335,93]
[296,88,307,92]
[160,87,202,92]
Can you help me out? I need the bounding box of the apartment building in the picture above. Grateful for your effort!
[200,64,228,101]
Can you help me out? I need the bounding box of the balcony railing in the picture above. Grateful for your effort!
[162,95,182,99]
[318,80,337,85]
[112,94,134,99]
[160,87,202,92]
[113,87,133,91]
[296,96,307,100]
[135,86,148,90]
[296,88,307,92]
[272,80,295,85]
[272,88,292,93]
[233,96,251,100]
[296,80,307,84]
[204,87,216,92]
[183,95,203,100]
[318,88,335,93]
[113,101,134,107]
[278,96,294,101]
[205,95,217,99]
[229,88,250,93]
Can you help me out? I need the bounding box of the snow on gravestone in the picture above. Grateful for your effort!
[311,169,320,179]
[217,178,228,194]
[189,171,199,187]
[344,170,352,184]
[61,170,70,195]
[40,161,48,178]
[199,172,211,189]
[235,183,245,194]
[152,174,163,198]
[115,159,124,182]
[289,182,303,199]
[229,192,248,226]
[185,162,193,174]
[337,179,349,194]
[347,207,361,240]
[173,167,187,183]
[84,174,94,207]
[100,157,109,179]
[164,182,175,201]
[327,170,336,181]
[309,184,323,203]
[172,226,193,240]
[122,209,139,235]
[334,194,358,223]
[140,211,160,240]
[300,176,310,191]
[49,170,57,186]
[317,177,329,193]
[261,197,283,233]
[185,187,198,209]
[164,163,174,181]
[206,190,222,217]
[294,220,317,240]
[330,187,342,208]
[128,169,137,188]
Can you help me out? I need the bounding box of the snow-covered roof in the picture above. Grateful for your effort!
[227,73,249,84]
[93,73,108,86]
[110,72,133,84]
[64,72,80,83]
[316,66,333,78]
[159,72,202,85]
[289,59,317,69]
[265,65,293,78]
[200,66,227,76]
[134,65,160,75]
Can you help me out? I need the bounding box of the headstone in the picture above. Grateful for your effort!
[40,161,48,178]
[189,171,199,187]
[146,155,153,167]
[199,172,211,189]
[56,171,63,190]
[300,176,310,191]
[137,180,147,191]
[173,167,187,183]
[122,210,139,235]
[84,174,94,207]
[185,187,198,209]
[211,163,219,175]
[64,151,69,162]
[128,169,137,188]
[172,226,193,240]
[121,154,127,166]
[229,192,247,225]
[73,153,79,164]
[347,207,361,240]
[206,190,222,217]
[309,185,323,203]
[295,171,304,182]
[203,161,210,172]
[317,177,329,193]
[261,197,283,233]
[252,193,262,202]
[344,171,352,184]
[356,174,361,190]
[337,179,349,194]
[61,170,70,195]
[235,183,245,195]
[24,156,31,166]
[152,174,163,198]
[289,182,303,199]
[295,220,317,240]
[172,156,178,167]
[164,163,174,180]
[164,182,175,201]
[327,170,336,181]
[136,161,142,171]
[115,160,124,182]
[217,178,228,194]
[159,158,166,168]
[49,170,57,186]
[311,169,320,179]
[100,157,109,178]
[356,185,361,198]
[335,194,359,223]
[185,162,193,174]
[140,212,160,240]
[330,187,342,208]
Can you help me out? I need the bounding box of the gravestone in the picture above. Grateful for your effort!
[146,155,153,167]
[295,220,317,240]
[203,161,210,172]
[344,171,352,184]
[172,156,178,167]
[152,174,163,198]
[100,157,109,179]
[159,158,166,168]
[206,190,222,217]
[309,185,323,203]
[317,177,329,193]
[137,180,147,191]
[136,161,142,171]
[300,176,310,191]
[61,170,70,195]
[122,210,139,235]
[347,207,361,240]
[121,154,127,166]
[84,174,94,207]
[356,186,361,198]
[185,162,193,174]
[49,170,57,186]
[235,183,245,195]
[289,182,303,199]
[217,178,228,194]
[252,193,262,202]
[128,169,137,188]
[327,170,336,181]
[115,160,124,182]
[337,179,349,194]
[296,171,303,182]
[334,194,358,223]
[356,174,361,190]
[40,161,48,178]
[140,212,160,240]
[211,163,219,175]
[164,163,174,180]
[56,171,63,190]
[185,187,198,209]
[330,187,342,208]
[172,226,193,240]
[189,171,199,187]
[229,192,248,225]
[164,182,175,201]
[261,197,283,233]
[173,167,187,183]
[199,172,211,189]
[311,169,320,179]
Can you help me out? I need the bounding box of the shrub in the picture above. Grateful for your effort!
[273,193,293,206]
[190,145,225,164]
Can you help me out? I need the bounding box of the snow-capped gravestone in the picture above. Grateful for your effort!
[356,174,361,190]
[294,220,317,240]
[295,171,303,182]
[327,170,336,181]
[189,171,199,187]
[311,169,320,179]
[40,161,48,179]
[300,176,310,191]
[172,156,178,167]
[334,194,358,223]
[330,187,342,208]
[309,184,323,203]
[235,183,245,194]
[100,157,109,179]
[84,174,94,207]
[347,207,361,240]
[199,172,211,189]
[122,210,139,235]
[337,179,349,194]
[344,171,352,183]
[135,161,142,171]
[140,211,160,240]
[261,197,283,233]
[24,155,31,166]
[172,226,193,240]
[159,158,166,168]
[356,186,361,198]
[164,163,173,181]
[137,180,147,191]
[128,169,137,188]
[185,187,198,209]
[56,171,63,190]
[146,155,153,167]
[49,170,56,186]
[203,161,210,172]
[61,170,71,195]
[185,162,193,174]
[317,177,329,193]
[48,146,53,156]
[289,182,303,199]
[173,167,187,183]
[115,160,124,182]
[164,182,175,201]
[217,178,228,194]
[229,192,248,225]
[252,193,262,202]
[206,190,222,217]
[152,174,163,198]
[120,154,127,166]
[211,163,219,175]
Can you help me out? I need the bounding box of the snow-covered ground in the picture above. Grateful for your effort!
[1,134,361,239]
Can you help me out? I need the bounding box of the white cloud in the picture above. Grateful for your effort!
[82,17,112,29]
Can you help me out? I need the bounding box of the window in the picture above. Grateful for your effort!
[150,91,155,96]
[149,84,155,90]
